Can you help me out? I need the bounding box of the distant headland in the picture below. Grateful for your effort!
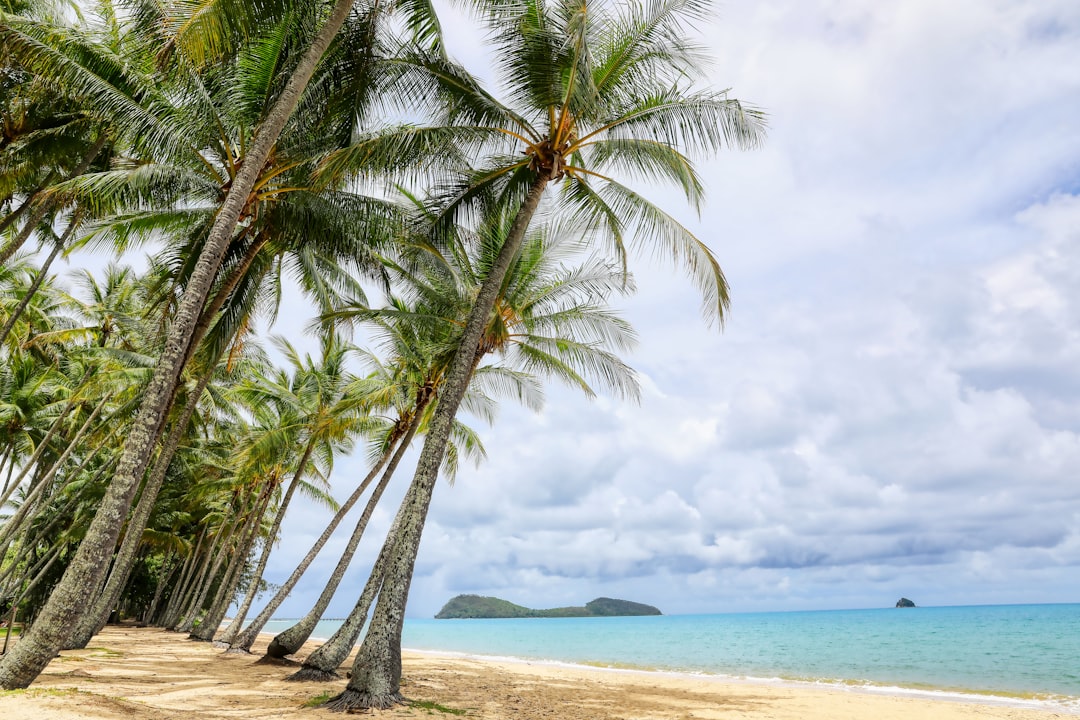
[435,595,662,619]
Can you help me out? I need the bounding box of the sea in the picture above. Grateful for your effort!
[263,603,1080,711]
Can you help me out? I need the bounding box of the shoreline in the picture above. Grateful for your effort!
[1,625,1072,719]
[395,645,1079,714]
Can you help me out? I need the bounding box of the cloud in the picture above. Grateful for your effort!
[260,1,1080,620]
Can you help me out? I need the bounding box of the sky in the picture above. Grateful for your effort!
[224,0,1080,618]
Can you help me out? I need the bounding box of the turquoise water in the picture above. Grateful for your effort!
[265,604,1080,707]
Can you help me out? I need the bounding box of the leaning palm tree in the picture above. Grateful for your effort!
[287,215,637,682]
[215,334,371,647]
[0,0,369,689]
[323,0,764,708]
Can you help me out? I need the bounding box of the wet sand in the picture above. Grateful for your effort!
[0,625,1070,719]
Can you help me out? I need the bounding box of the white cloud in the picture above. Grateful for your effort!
[260,1,1080,620]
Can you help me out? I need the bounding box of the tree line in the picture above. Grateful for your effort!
[0,0,764,709]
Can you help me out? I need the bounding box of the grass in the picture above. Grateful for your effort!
[410,699,467,715]
[88,647,124,658]
[0,688,80,698]
[301,691,335,708]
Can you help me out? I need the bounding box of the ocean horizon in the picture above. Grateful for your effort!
[262,602,1080,712]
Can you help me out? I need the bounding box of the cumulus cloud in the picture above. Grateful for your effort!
[264,1,1080,619]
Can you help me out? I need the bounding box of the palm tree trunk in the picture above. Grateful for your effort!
[192,494,269,642]
[324,170,552,711]
[66,370,217,649]
[0,213,78,347]
[176,525,236,635]
[161,527,208,629]
[0,183,46,236]
[225,430,404,654]
[0,385,86,511]
[143,553,178,624]
[264,402,428,659]
[286,494,405,682]
[0,607,16,656]
[3,545,63,641]
[0,136,105,267]
[0,394,112,552]
[0,444,14,495]
[0,482,88,595]
[0,0,357,689]
[217,443,314,647]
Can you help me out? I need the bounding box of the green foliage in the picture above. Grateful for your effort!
[301,691,334,707]
[585,597,661,616]
[434,594,661,619]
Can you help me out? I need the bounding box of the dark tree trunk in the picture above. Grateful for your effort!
[323,171,551,711]
[0,212,75,346]
[142,552,177,624]
[0,0,357,688]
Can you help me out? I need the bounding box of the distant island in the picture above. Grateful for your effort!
[895,597,917,608]
[435,595,662,619]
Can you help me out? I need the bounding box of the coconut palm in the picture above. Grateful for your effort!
[287,214,638,682]
[215,334,373,648]
[0,0,371,688]
[323,0,764,708]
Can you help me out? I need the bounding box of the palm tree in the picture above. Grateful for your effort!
[216,334,370,648]
[0,0,364,688]
[288,216,638,682]
[323,0,764,708]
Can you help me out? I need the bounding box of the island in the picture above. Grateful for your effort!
[895,597,917,608]
[435,595,662,619]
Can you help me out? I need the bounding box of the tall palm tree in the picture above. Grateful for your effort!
[0,0,365,689]
[216,334,371,648]
[324,0,764,708]
[287,217,638,682]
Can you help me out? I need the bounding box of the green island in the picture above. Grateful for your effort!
[434,595,662,619]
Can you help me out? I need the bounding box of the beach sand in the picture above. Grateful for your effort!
[0,625,1069,719]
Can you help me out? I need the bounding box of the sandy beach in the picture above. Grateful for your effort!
[0,625,1070,719]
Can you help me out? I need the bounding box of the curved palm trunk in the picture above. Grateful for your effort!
[224,432,405,654]
[325,171,551,711]
[286,487,409,681]
[0,394,112,553]
[0,0,357,689]
[261,410,423,657]
[143,553,178,624]
[217,444,314,646]
[0,212,77,346]
[193,493,270,642]
[176,527,236,635]
[162,527,209,629]
[0,185,44,236]
[0,481,91,595]
[0,366,94,506]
